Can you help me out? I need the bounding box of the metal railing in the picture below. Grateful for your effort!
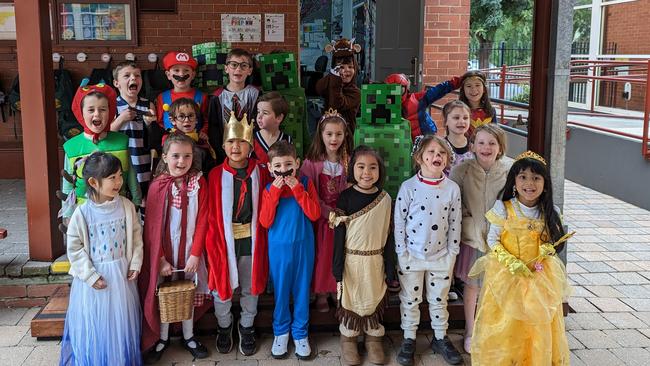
[457,59,650,159]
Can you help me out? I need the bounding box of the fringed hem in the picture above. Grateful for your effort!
[336,293,388,332]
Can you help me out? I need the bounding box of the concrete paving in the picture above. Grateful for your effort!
[2,178,650,365]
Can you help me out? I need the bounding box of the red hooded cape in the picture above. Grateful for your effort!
[205,158,270,301]
[139,172,210,351]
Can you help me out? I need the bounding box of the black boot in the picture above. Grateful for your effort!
[238,323,257,356]
[397,338,416,366]
[430,336,463,365]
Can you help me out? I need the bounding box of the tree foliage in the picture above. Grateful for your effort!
[470,0,531,43]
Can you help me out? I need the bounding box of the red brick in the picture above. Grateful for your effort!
[1,297,47,308]
[26,284,68,298]
[0,285,27,298]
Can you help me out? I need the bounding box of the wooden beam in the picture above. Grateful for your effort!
[15,0,64,261]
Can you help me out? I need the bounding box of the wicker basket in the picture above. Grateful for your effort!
[157,270,196,323]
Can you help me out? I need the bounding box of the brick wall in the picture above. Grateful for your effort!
[422,0,470,131]
[600,0,649,112]
[0,0,300,145]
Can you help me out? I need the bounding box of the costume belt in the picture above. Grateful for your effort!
[232,223,252,240]
[344,248,383,256]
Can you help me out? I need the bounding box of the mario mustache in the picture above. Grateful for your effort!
[273,169,294,177]
[173,74,191,82]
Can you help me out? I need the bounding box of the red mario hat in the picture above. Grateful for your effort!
[162,51,198,70]
[72,83,117,144]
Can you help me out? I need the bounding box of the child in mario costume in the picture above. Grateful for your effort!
[384,73,461,141]
[156,51,209,139]
[60,83,141,218]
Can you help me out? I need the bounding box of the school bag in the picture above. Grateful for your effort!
[7,59,80,140]
[88,61,114,87]
[141,61,172,103]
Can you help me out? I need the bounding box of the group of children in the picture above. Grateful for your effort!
[57,42,571,366]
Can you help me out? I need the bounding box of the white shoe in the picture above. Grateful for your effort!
[448,291,459,301]
[294,337,311,360]
[271,333,289,359]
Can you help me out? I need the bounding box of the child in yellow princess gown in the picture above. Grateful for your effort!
[469,151,572,365]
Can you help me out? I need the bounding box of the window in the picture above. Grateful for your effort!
[54,0,137,46]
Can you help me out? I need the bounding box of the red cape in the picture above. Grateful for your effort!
[139,173,210,351]
[205,158,270,301]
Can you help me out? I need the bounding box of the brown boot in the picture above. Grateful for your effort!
[365,335,385,365]
[340,335,361,365]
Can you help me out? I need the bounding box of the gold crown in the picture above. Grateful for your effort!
[319,108,347,124]
[516,150,547,166]
[223,111,253,144]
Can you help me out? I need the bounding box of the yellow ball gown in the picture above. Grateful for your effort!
[469,199,571,366]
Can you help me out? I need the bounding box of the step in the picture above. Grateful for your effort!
[31,287,573,338]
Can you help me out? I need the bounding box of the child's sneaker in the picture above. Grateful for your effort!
[271,333,289,359]
[216,323,233,353]
[182,336,208,359]
[430,336,463,365]
[448,290,459,301]
[397,338,415,366]
[294,337,312,360]
[238,323,257,356]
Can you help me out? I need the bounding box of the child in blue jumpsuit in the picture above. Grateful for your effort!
[259,141,321,360]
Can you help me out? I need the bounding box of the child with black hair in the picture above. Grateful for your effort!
[59,152,143,365]
[469,151,571,365]
[330,145,394,366]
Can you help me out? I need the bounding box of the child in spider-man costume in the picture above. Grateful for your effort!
[384,73,461,141]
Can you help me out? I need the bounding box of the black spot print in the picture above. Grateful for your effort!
[398,197,402,201]
[403,209,407,213]
[414,297,418,301]
[430,272,435,276]
[409,215,413,220]
[412,229,416,234]
[424,248,428,252]
[399,231,403,234]
[421,206,425,210]
[436,297,442,302]
[444,276,450,280]
[404,314,407,317]
[419,223,422,226]
[398,270,404,275]
[438,241,442,245]
[444,207,448,211]
[429,212,433,215]
[436,195,439,199]
[454,240,458,243]
[414,286,419,291]
[435,315,440,319]
[451,208,455,212]
[406,266,410,270]
[430,282,435,286]
[432,224,438,230]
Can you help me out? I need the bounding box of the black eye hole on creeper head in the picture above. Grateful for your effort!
[282,62,292,71]
[367,94,376,104]
[271,73,290,89]
[386,95,396,105]
[371,104,393,125]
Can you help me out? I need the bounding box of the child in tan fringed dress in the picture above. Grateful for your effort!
[330,146,393,365]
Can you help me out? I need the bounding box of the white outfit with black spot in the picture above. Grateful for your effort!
[394,173,462,340]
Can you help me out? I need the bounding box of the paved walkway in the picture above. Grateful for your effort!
[1,179,650,365]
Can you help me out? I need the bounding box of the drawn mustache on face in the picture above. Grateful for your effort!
[173,74,190,82]
[273,169,294,177]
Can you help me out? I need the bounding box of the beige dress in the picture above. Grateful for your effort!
[332,191,392,331]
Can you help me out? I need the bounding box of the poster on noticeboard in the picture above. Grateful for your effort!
[221,14,261,43]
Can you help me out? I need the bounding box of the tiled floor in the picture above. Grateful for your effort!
[1,179,650,365]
